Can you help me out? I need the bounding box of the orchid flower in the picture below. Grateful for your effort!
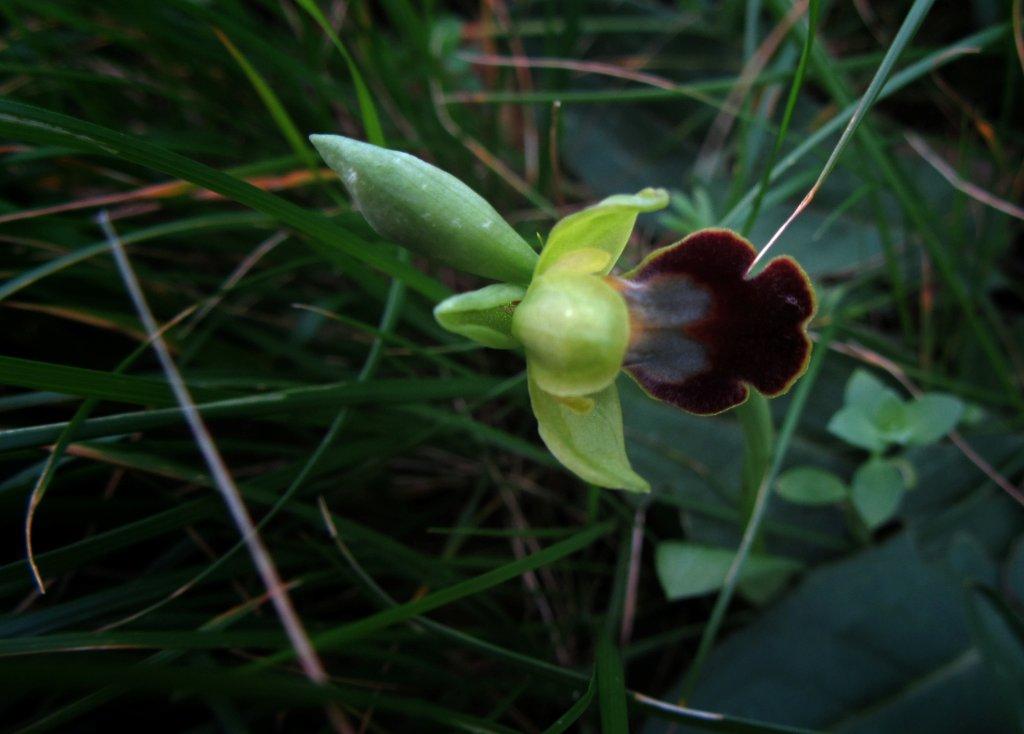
[311,135,815,493]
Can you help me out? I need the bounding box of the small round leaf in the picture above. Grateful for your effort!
[776,466,848,505]
[852,458,905,529]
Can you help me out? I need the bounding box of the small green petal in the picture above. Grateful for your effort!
[310,134,538,285]
[535,187,669,277]
[512,271,629,397]
[433,283,526,349]
[528,371,649,493]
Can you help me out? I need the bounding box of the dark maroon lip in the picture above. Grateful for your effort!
[611,228,816,415]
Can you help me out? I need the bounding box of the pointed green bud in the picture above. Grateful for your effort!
[433,283,526,349]
[512,271,628,397]
[310,134,538,285]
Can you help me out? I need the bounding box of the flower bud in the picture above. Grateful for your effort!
[512,271,629,397]
[310,134,538,285]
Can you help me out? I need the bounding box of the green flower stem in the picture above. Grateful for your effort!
[678,298,840,704]
[736,392,773,545]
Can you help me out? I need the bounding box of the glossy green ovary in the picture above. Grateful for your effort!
[512,272,629,397]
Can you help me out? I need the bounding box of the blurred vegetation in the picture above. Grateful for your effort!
[1,1,1023,732]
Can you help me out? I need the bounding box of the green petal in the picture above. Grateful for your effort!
[527,371,649,493]
[433,283,526,349]
[512,272,629,397]
[535,188,669,277]
[310,134,538,285]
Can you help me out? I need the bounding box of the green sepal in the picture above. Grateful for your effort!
[535,188,669,277]
[433,283,526,349]
[527,370,649,493]
[310,134,538,285]
[512,271,629,397]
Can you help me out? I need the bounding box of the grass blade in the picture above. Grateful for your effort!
[750,0,937,269]
[0,99,447,301]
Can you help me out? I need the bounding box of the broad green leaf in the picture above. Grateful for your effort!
[776,466,848,505]
[827,405,885,452]
[535,188,668,277]
[852,458,905,529]
[655,542,802,600]
[527,373,648,492]
[903,393,964,446]
[513,272,629,397]
[655,534,1010,733]
[1006,534,1024,605]
[433,283,526,349]
[964,587,1024,731]
[310,134,538,285]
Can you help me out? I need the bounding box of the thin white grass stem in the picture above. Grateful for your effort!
[97,212,343,701]
[905,133,1024,221]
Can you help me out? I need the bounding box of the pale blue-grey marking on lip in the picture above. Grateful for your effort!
[617,273,711,327]
[625,330,708,383]
[617,274,711,383]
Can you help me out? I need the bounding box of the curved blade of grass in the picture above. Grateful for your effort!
[0,212,271,303]
[720,25,1005,228]
[1,660,519,734]
[543,672,596,734]
[750,0,938,270]
[0,355,232,406]
[0,375,501,451]
[247,520,615,671]
[321,505,815,734]
[763,3,1018,396]
[0,498,219,586]
[0,99,447,301]
[0,630,288,656]
[24,306,199,591]
[213,27,318,170]
[293,0,384,147]
[107,372,525,632]
[741,0,819,236]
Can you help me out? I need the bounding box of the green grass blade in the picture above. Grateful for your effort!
[248,520,615,671]
[543,672,596,734]
[213,28,318,169]
[0,376,502,451]
[753,0,937,265]
[741,0,819,235]
[596,631,629,732]
[293,0,385,146]
[0,99,448,301]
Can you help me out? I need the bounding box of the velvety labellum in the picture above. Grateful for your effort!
[613,228,816,415]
